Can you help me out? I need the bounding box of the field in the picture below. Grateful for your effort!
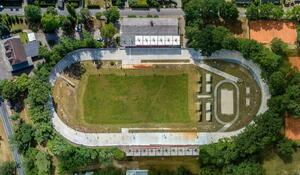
[0,119,12,162]
[249,20,297,44]
[52,61,261,132]
[82,74,190,124]
[263,149,300,175]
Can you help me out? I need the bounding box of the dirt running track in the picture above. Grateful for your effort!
[250,20,297,44]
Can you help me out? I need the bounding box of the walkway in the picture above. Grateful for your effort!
[49,48,269,148]
[0,98,25,175]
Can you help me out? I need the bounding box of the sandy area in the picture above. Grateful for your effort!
[0,119,12,162]
[250,20,297,44]
[289,57,300,71]
[221,89,234,115]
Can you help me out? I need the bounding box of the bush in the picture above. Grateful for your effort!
[11,113,20,121]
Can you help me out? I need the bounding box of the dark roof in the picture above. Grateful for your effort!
[120,18,179,47]
[24,40,39,58]
[4,38,28,66]
[261,0,280,4]
[234,0,251,4]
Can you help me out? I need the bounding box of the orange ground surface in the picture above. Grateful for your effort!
[285,115,300,140]
[249,20,297,44]
[289,57,300,71]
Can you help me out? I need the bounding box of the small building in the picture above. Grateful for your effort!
[120,18,180,48]
[206,102,211,111]
[3,38,33,72]
[206,84,211,93]
[24,40,40,60]
[126,170,148,175]
[205,73,211,82]
[206,112,212,122]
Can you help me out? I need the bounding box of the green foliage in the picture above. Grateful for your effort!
[128,0,138,7]
[269,71,287,95]
[11,113,20,121]
[94,166,123,175]
[223,161,264,175]
[104,6,120,24]
[25,5,42,24]
[0,23,10,37]
[95,12,103,20]
[66,3,77,18]
[184,0,221,25]
[35,151,52,175]
[101,23,117,44]
[283,84,300,116]
[147,0,159,7]
[12,122,36,153]
[276,138,295,158]
[0,161,16,175]
[41,13,60,33]
[0,74,30,102]
[47,135,124,173]
[219,1,239,22]
[271,38,288,57]
[287,5,300,21]
[246,3,284,20]
[61,16,76,36]
[186,25,231,55]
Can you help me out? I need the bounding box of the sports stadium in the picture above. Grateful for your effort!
[49,48,269,156]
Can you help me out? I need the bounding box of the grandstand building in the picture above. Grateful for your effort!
[120,18,180,48]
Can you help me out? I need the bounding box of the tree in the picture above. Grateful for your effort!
[184,0,221,25]
[246,4,259,20]
[187,25,231,56]
[12,122,36,153]
[128,0,138,7]
[287,5,300,21]
[147,0,159,7]
[219,1,239,22]
[61,16,75,36]
[104,6,120,24]
[45,6,57,15]
[269,71,287,95]
[283,85,300,117]
[95,12,103,20]
[66,3,77,18]
[0,161,16,175]
[271,38,288,57]
[35,151,52,175]
[101,23,117,44]
[276,138,295,158]
[0,23,10,37]
[25,5,41,24]
[41,13,60,33]
[224,161,264,175]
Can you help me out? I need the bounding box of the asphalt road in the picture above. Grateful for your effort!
[0,7,184,17]
[0,98,25,175]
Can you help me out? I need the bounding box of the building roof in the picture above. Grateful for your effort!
[4,38,27,65]
[126,170,148,175]
[27,32,36,42]
[24,40,39,58]
[120,18,179,47]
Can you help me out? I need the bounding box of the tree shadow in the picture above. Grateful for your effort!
[63,63,86,80]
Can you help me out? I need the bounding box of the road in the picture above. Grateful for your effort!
[0,98,25,175]
[0,7,184,17]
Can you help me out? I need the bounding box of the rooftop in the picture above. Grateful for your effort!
[120,18,179,47]
[4,38,28,65]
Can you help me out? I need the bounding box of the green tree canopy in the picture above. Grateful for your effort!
[0,161,16,175]
[271,38,288,57]
[25,5,41,24]
[104,6,120,24]
[41,13,60,33]
[219,1,239,22]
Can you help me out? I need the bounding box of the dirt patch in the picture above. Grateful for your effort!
[0,119,12,162]
[289,57,300,71]
[249,20,297,44]
[285,115,300,140]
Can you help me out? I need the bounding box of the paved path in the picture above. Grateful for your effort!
[49,48,269,147]
[0,7,184,17]
[197,63,239,82]
[0,98,25,175]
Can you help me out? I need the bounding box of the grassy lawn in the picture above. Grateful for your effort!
[263,149,300,175]
[19,32,28,44]
[81,74,190,124]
